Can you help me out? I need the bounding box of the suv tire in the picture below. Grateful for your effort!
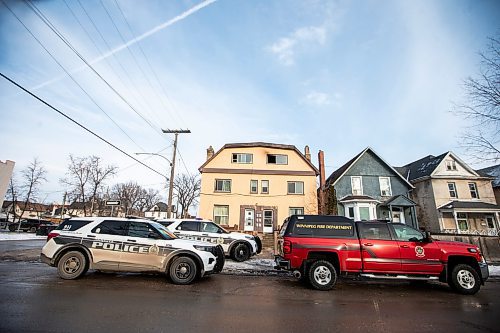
[169,256,198,285]
[308,260,337,291]
[450,264,481,295]
[232,243,250,262]
[57,251,88,280]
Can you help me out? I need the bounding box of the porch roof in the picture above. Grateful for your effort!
[380,195,417,207]
[339,195,379,203]
[438,200,500,211]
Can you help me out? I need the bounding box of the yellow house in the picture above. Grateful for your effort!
[198,142,319,233]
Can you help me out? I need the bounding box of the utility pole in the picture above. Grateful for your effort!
[162,129,191,218]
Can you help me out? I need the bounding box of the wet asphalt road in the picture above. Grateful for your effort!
[0,260,499,333]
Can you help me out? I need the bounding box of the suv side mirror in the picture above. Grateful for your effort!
[423,231,432,243]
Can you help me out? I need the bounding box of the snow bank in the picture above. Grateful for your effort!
[0,231,46,241]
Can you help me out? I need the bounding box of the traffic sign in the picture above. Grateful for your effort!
[106,200,121,206]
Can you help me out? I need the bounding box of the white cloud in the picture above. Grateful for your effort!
[301,91,341,107]
[268,26,326,66]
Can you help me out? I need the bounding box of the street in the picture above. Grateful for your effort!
[0,259,498,333]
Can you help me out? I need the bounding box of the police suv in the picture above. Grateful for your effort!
[157,219,262,262]
[41,217,224,285]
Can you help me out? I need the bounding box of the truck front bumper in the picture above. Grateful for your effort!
[274,255,290,270]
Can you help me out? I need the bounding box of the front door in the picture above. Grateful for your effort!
[390,224,443,274]
[358,223,401,273]
[392,207,405,224]
[244,209,255,231]
[263,210,274,233]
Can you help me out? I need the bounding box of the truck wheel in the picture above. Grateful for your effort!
[308,260,337,291]
[57,251,88,280]
[450,264,481,295]
[169,256,197,285]
[232,243,250,262]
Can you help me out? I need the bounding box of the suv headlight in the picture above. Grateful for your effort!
[193,245,214,252]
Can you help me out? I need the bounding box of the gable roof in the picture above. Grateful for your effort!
[398,152,480,182]
[199,142,319,175]
[325,147,414,189]
[476,164,500,187]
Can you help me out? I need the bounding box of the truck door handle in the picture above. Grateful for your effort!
[363,243,373,246]
[127,239,136,242]
[400,245,410,248]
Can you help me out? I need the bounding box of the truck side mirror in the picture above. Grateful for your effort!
[424,231,432,243]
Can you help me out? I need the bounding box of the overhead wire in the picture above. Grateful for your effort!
[0,71,168,179]
[73,0,162,125]
[26,0,165,139]
[111,0,187,128]
[99,0,169,127]
[2,0,145,151]
[62,0,148,117]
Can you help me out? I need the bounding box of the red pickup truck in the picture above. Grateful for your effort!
[275,215,489,295]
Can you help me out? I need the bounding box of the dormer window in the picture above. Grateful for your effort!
[446,160,457,171]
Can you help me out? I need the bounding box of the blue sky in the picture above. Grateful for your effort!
[0,0,499,205]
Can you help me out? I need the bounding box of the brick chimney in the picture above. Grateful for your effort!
[304,145,311,162]
[206,146,214,160]
[318,150,326,214]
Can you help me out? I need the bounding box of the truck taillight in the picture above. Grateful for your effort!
[47,231,59,242]
[283,240,292,254]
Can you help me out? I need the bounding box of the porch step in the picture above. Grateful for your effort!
[259,233,275,248]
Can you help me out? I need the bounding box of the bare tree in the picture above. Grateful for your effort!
[88,156,117,215]
[173,174,201,218]
[456,37,500,163]
[60,155,91,215]
[17,158,47,225]
[111,182,142,216]
[5,176,19,226]
[137,188,161,214]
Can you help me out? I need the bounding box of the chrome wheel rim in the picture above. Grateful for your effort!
[457,269,475,289]
[313,266,332,285]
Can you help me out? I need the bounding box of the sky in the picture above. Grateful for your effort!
[0,0,499,207]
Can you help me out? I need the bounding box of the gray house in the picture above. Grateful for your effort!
[324,147,418,227]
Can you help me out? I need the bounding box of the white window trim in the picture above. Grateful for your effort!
[289,207,304,216]
[344,202,376,221]
[468,182,479,199]
[232,153,253,164]
[261,180,269,194]
[215,179,231,193]
[287,181,304,195]
[351,176,363,196]
[379,177,392,197]
[448,182,457,198]
[213,205,229,224]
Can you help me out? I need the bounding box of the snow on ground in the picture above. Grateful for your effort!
[0,230,46,241]
[489,265,500,276]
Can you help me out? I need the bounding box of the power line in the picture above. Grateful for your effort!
[2,0,144,151]
[26,0,165,139]
[0,71,168,179]
[111,0,187,128]
[73,0,162,125]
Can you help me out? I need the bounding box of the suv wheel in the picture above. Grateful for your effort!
[450,264,481,295]
[169,256,197,285]
[57,251,88,280]
[308,260,337,291]
[30,227,36,233]
[232,243,250,262]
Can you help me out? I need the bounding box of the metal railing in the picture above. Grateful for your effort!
[441,229,499,236]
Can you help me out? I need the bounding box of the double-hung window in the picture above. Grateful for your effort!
[261,180,269,194]
[288,181,304,194]
[379,177,392,196]
[289,207,304,216]
[448,182,457,198]
[351,176,363,195]
[215,179,231,192]
[213,205,229,224]
[468,182,479,199]
[250,180,258,194]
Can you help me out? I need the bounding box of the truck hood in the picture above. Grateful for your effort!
[433,239,479,251]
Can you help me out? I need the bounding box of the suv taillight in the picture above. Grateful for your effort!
[283,240,292,254]
[47,231,59,242]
